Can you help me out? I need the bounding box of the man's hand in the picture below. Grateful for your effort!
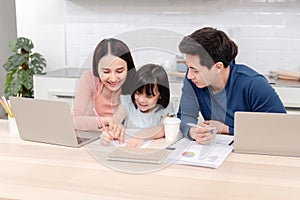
[189,122,216,144]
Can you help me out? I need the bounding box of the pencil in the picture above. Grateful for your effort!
[0,100,11,117]
[0,97,13,117]
[93,108,114,139]
[7,100,14,117]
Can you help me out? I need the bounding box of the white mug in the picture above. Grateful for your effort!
[8,115,19,137]
[163,117,181,141]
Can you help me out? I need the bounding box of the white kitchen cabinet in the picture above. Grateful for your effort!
[34,68,184,111]
[34,69,300,114]
[271,80,300,114]
[33,68,89,106]
[34,68,185,112]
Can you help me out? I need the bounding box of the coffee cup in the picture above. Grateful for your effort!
[163,117,181,141]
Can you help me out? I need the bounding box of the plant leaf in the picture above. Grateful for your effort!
[8,40,17,53]
[3,36,47,98]
[4,76,22,98]
[15,37,34,53]
[18,69,34,90]
[30,53,46,73]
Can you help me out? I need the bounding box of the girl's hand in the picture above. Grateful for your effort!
[125,137,144,148]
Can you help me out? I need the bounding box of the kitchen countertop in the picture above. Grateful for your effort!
[36,68,186,83]
[35,68,90,78]
[268,77,300,88]
[36,68,300,88]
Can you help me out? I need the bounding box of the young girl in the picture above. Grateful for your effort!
[120,64,174,147]
[72,38,136,144]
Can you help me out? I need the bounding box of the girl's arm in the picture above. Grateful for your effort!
[135,125,164,139]
[125,125,164,148]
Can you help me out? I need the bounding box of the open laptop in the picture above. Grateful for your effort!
[10,97,99,148]
[234,112,300,157]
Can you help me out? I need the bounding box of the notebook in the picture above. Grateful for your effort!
[106,147,170,165]
[10,97,99,148]
[234,112,300,157]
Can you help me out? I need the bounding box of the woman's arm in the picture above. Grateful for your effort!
[72,70,99,131]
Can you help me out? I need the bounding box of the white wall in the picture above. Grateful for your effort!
[14,0,300,75]
[15,0,66,71]
[65,0,300,75]
[0,0,17,118]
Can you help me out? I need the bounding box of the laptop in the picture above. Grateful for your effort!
[10,97,99,148]
[234,112,300,157]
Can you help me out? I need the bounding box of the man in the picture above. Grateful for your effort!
[177,27,286,144]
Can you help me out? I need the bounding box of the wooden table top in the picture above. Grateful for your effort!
[0,119,300,200]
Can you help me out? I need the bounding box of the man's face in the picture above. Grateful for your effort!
[185,54,215,88]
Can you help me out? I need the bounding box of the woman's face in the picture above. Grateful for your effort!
[134,84,161,113]
[98,54,128,92]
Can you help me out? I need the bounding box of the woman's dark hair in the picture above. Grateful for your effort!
[92,38,136,94]
[179,27,238,68]
[131,64,170,111]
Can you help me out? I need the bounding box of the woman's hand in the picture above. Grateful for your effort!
[107,121,125,144]
[125,137,144,148]
[98,116,125,145]
[99,129,114,146]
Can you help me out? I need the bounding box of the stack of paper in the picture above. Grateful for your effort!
[171,135,233,168]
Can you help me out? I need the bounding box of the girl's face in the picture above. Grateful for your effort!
[134,85,161,113]
[98,54,128,92]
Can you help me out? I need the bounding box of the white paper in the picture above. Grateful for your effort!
[170,137,233,168]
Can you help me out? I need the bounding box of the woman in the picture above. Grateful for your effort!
[72,38,136,143]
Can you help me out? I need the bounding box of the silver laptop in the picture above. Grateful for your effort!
[234,112,300,157]
[10,97,99,148]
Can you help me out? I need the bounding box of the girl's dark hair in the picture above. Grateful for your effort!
[179,27,238,68]
[131,64,170,111]
[92,38,136,94]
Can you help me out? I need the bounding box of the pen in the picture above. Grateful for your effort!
[186,123,204,129]
[93,108,114,140]
[187,122,216,133]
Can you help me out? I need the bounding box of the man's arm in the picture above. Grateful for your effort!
[177,78,201,139]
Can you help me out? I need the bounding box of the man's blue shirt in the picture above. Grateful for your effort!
[177,61,286,138]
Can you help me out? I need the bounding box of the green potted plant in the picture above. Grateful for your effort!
[2,37,46,98]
